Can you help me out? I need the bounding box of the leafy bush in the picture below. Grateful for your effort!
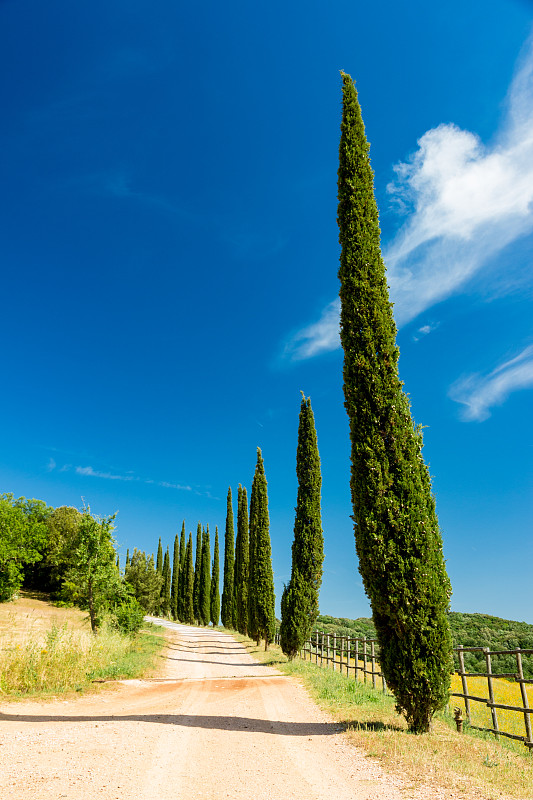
[111,597,145,635]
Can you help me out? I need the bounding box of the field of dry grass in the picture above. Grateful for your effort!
[0,593,164,697]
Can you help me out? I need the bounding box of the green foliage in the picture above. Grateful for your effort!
[199,526,211,626]
[111,596,145,634]
[62,507,124,633]
[210,527,220,627]
[193,523,202,623]
[234,484,249,635]
[280,394,324,660]
[0,494,50,600]
[160,547,171,617]
[248,449,275,648]
[176,523,186,619]
[221,487,235,628]
[316,614,377,640]
[337,72,453,733]
[171,532,180,620]
[183,533,195,624]
[448,612,533,679]
[125,549,162,615]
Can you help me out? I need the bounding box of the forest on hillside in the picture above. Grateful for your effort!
[315,613,533,678]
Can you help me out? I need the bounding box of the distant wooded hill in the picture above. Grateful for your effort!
[316,612,533,678]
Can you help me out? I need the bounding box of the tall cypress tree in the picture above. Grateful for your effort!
[177,523,186,620]
[337,72,452,733]
[221,487,235,628]
[155,537,163,616]
[210,526,220,627]
[183,533,194,624]
[171,533,180,620]
[280,394,324,659]
[234,484,249,635]
[193,523,202,623]
[199,525,211,626]
[161,546,171,617]
[248,449,275,649]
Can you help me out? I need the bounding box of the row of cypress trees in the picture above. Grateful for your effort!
[129,394,324,658]
[125,72,454,735]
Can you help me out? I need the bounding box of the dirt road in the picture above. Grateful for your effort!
[0,621,456,799]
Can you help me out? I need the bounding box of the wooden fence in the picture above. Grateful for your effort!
[274,630,533,751]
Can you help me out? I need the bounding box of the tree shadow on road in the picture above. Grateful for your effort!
[0,711,343,737]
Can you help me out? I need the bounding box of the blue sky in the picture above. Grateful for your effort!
[1,1,532,623]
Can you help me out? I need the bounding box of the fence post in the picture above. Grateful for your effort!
[315,630,319,665]
[363,637,367,683]
[333,632,337,671]
[371,640,377,690]
[515,650,533,748]
[354,639,359,682]
[326,633,330,667]
[346,636,350,677]
[484,647,499,739]
[457,645,471,724]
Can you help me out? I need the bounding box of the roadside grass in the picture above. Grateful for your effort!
[0,595,165,698]
[231,633,533,800]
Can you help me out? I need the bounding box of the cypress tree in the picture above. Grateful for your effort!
[177,523,186,620]
[156,538,163,574]
[337,72,453,733]
[234,485,249,635]
[248,449,275,649]
[155,537,163,616]
[126,549,130,567]
[193,523,202,623]
[210,526,220,627]
[171,533,179,620]
[184,534,195,624]
[199,526,211,626]
[280,393,324,659]
[221,487,235,628]
[161,547,171,617]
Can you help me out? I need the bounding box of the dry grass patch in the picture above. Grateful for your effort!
[0,593,165,698]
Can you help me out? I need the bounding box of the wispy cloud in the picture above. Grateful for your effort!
[284,32,533,359]
[412,322,440,342]
[49,462,194,492]
[75,465,138,482]
[283,299,341,361]
[449,345,533,421]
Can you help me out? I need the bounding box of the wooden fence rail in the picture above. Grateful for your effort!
[274,629,533,751]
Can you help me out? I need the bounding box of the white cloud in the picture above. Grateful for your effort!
[449,345,533,421]
[46,458,56,472]
[75,465,137,481]
[283,299,341,361]
[73,464,193,492]
[412,322,440,342]
[285,32,533,359]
